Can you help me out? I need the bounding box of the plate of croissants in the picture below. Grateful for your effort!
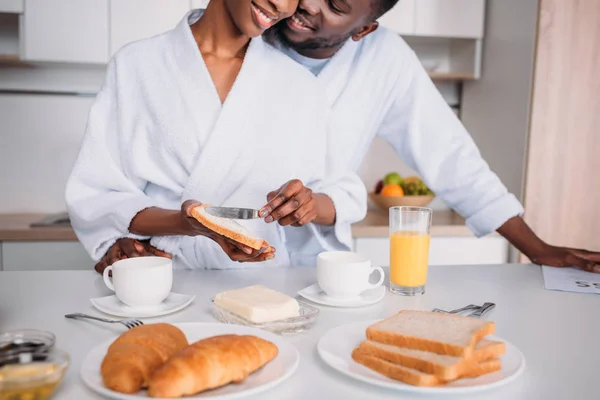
[80,322,299,399]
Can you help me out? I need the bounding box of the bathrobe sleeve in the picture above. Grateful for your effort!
[312,159,367,251]
[308,107,368,251]
[378,49,523,237]
[65,59,156,261]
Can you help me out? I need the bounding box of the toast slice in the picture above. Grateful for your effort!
[366,310,495,358]
[352,348,501,387]
[190,204,271,251]
[473,339,506,363]
[357,339,506,381]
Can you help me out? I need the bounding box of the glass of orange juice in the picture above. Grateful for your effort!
[389,206,433,296]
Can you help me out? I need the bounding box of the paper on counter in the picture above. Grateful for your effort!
[542,266,600,295]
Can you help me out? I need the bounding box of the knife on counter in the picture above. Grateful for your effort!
[204,206,262,220]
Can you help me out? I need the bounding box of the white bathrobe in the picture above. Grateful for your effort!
[276,28,524,237]
[66,11,367,269]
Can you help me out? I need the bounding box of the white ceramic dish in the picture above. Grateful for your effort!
[297,283,385,308]
[317,319,525,395]
[80,322,299,400]
[90,293,195,318]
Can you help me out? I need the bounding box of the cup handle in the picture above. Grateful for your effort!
[368,265,385,289]
[103,266,115,292]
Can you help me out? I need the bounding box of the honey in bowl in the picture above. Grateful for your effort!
[0,350,69,400]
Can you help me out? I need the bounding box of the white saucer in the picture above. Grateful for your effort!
[90,292,195,318]
[297,283,385,308]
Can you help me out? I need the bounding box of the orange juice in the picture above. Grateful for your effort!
[390,231,430,287]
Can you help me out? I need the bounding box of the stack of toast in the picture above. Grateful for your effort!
[352,310,505,387]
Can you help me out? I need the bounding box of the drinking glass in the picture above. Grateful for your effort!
[389,206,433,296]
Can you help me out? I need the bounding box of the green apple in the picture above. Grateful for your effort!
[383,172,403,186]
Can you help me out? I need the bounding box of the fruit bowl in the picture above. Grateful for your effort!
[369,193,435,210]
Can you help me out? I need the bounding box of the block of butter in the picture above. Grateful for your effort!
[214,285,300,323]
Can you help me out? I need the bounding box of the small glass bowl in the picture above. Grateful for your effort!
[0,330,55,357]
[211,298,320,335]
[0,348,70,400]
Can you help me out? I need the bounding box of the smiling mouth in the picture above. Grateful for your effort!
[286,13,315,32]
[251,2,278,30]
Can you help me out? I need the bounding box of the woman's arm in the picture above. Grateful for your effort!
[129,207,188,236]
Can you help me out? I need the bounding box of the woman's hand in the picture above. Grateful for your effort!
[259,180,336,226]
[94,238,171,275]
[180,200,275,263]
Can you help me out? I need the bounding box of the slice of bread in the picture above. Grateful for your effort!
[352,348,501,387]
[190,205,270,251]
[460,358,502,379]
[366,310,495,358]
[357,338,506,381]
[473,339,506,363]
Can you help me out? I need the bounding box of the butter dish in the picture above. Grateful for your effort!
[211,285,319,335]
[213,285,300,323]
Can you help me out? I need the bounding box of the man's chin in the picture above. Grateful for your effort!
[277,24,311,45]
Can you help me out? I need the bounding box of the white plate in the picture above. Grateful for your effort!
[317,319,525,395]
[90,293,195,318]
[81,322,299,400]
[297,283,385,308]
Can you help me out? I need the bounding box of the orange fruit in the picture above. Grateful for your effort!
[381,184,404,197]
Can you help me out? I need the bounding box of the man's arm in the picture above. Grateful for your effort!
[497,216,600,273]
[378,37,600,272]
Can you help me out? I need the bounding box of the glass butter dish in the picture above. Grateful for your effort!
[210,298,319,335]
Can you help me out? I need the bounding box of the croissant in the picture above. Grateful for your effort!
[148,334,278,398]
[101,323,188,394]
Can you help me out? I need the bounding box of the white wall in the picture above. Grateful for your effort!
[0,93,93,212]
[461,0,539,200]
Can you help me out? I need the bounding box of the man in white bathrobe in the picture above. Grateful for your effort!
[259,0,600,273]
[102,0,600,273]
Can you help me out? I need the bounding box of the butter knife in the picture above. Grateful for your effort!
[204,206,261,220]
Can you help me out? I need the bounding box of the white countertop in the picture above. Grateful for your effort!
[1,265,598,400]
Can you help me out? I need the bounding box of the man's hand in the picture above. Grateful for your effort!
[260,179,334,226]
[498,216,600,273]
[529,245,600,273]
[94,238,171,274]
[181,200,275,263]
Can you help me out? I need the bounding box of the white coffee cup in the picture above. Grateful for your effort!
[317,251,385,299]
[102,257,173,308]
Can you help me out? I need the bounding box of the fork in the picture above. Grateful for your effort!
[431,304,481,314]
[466,302,496,319]
[65,313,144,329]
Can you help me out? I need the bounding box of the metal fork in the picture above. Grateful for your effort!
[466,302,496,319]
[65,313,144,329]
[432,304,481,314]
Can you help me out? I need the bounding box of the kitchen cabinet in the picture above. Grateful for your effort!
[414,0,486,39]
[378,0,415,35]
[22,0,109,63]
[1,242,94,271]
[0,0,23,13]
[110,0,190,56]
[354,236,508,267]
[521,0,600,258]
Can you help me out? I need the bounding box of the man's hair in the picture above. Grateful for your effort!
[371,0,400,20]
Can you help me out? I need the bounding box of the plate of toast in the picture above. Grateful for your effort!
[80,322,299,399]
[317,310,525,395]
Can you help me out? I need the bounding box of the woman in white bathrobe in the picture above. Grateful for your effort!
[66,0,367,271]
